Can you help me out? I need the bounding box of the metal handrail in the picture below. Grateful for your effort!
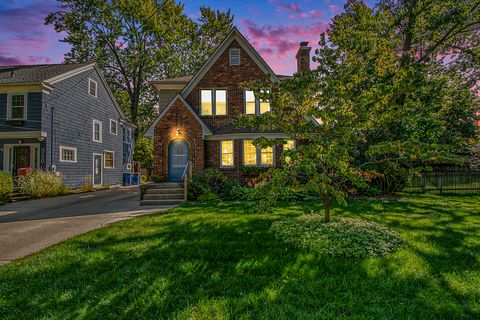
[181,161,190,180]
[181,161,190,201]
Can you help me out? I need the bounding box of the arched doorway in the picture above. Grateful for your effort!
[168,140,189,182]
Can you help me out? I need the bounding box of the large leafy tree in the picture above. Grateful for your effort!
[237,0,479,220]
[46,0,233,127]
[314,0,479,193]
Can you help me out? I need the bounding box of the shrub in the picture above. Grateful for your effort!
[18,171,69,198]
[188,168,243,201]
[0,172,13,204]
[197,192,220,202]
[78,184,95,193]
[271,214,404,258]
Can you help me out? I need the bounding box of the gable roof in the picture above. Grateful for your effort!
[181,27,280,97]
[145,94,212,137]
[0,63,94,85]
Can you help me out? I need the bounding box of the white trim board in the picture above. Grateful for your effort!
[204,132,289,141]
[145,94,213,137]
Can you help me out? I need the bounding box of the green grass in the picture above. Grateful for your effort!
[1,194,479,319]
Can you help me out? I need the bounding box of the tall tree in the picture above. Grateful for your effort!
[46,0,233,127]
[313,0,479,192]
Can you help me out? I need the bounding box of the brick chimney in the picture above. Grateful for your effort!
[296,41,311,73]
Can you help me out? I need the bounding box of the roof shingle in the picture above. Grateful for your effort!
[0,63,93,85]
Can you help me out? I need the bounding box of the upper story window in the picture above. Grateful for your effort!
[9,93,27,120]
[110,119,118,135]
[93,119,102,143]
[243,140,274,166]
[220,140,234,167]
[244,90,271,115]
[200,89,227,116]
[59,146,77,163]
[88,78,97,97]
[229,48,241,66]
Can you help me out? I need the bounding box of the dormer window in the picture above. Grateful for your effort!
[229,48,241,66]
[88,78,97,97]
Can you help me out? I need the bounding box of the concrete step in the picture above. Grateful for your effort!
[143,193,184,200]
[145,188,184,195]
[140,199,185,206]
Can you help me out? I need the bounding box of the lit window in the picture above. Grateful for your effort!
[110,119,118,135]
[93,120,102,142]
[229,48,241,65]
[88,78,97,97]
[60,146,77,163]
[200,90,213,115]
[10,94,26,120]
[284,140,295,151]
[201,89,227,116]
[243,140,257,166]
[245,90,271,115]
[220,140,234,167]
[283,140,295,163]
[260,90,271,114]
[245,91,256,115]
[260,146,273,166]
[216,90,227,115]
[104,151,114,168]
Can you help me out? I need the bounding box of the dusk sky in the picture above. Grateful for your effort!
[0,0,373,75]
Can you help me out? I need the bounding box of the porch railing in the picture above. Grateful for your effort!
[181,160,193,201]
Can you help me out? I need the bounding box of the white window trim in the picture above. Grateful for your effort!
[259,146,275,167]
[242,140,275,167]
[110,119,118,135]
[220,140,234,168]
[200,89,228,116]
[244,90,271,115]
[93,119,102,143]
[88,78,98,97]
[229,48,241,66]
[59,146,77,163]
[7,93,27,120]
[104,150,115,169]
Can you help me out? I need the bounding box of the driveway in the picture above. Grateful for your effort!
[0,187,174,265]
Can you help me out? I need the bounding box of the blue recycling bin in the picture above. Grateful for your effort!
[131,173,141,185]
[123,173,133,186]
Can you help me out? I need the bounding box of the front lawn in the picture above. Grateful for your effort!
[1,194,479,319]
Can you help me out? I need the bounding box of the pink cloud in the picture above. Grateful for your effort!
[269,0,302,14]
[330,5,340,13]
[240,19,328,74]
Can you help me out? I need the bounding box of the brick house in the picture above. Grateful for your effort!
[145,27,311,182]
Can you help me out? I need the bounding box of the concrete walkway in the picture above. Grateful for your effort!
[0,188,175,265]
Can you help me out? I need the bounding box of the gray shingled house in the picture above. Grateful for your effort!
[0,63,134,188]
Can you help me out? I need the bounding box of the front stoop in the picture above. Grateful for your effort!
[139,183,185,206]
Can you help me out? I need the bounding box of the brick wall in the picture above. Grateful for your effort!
[153,98,205,179]
[185,39,270,131]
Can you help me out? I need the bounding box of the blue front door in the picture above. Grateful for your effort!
[168,140,189,182]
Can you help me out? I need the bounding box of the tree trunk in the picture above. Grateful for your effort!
[323,196,332,223]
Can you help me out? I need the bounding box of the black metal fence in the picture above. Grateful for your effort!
[404,170,480,195]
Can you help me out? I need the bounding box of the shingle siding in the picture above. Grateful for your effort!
[0,92,42,131]
[42,68,126,188]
